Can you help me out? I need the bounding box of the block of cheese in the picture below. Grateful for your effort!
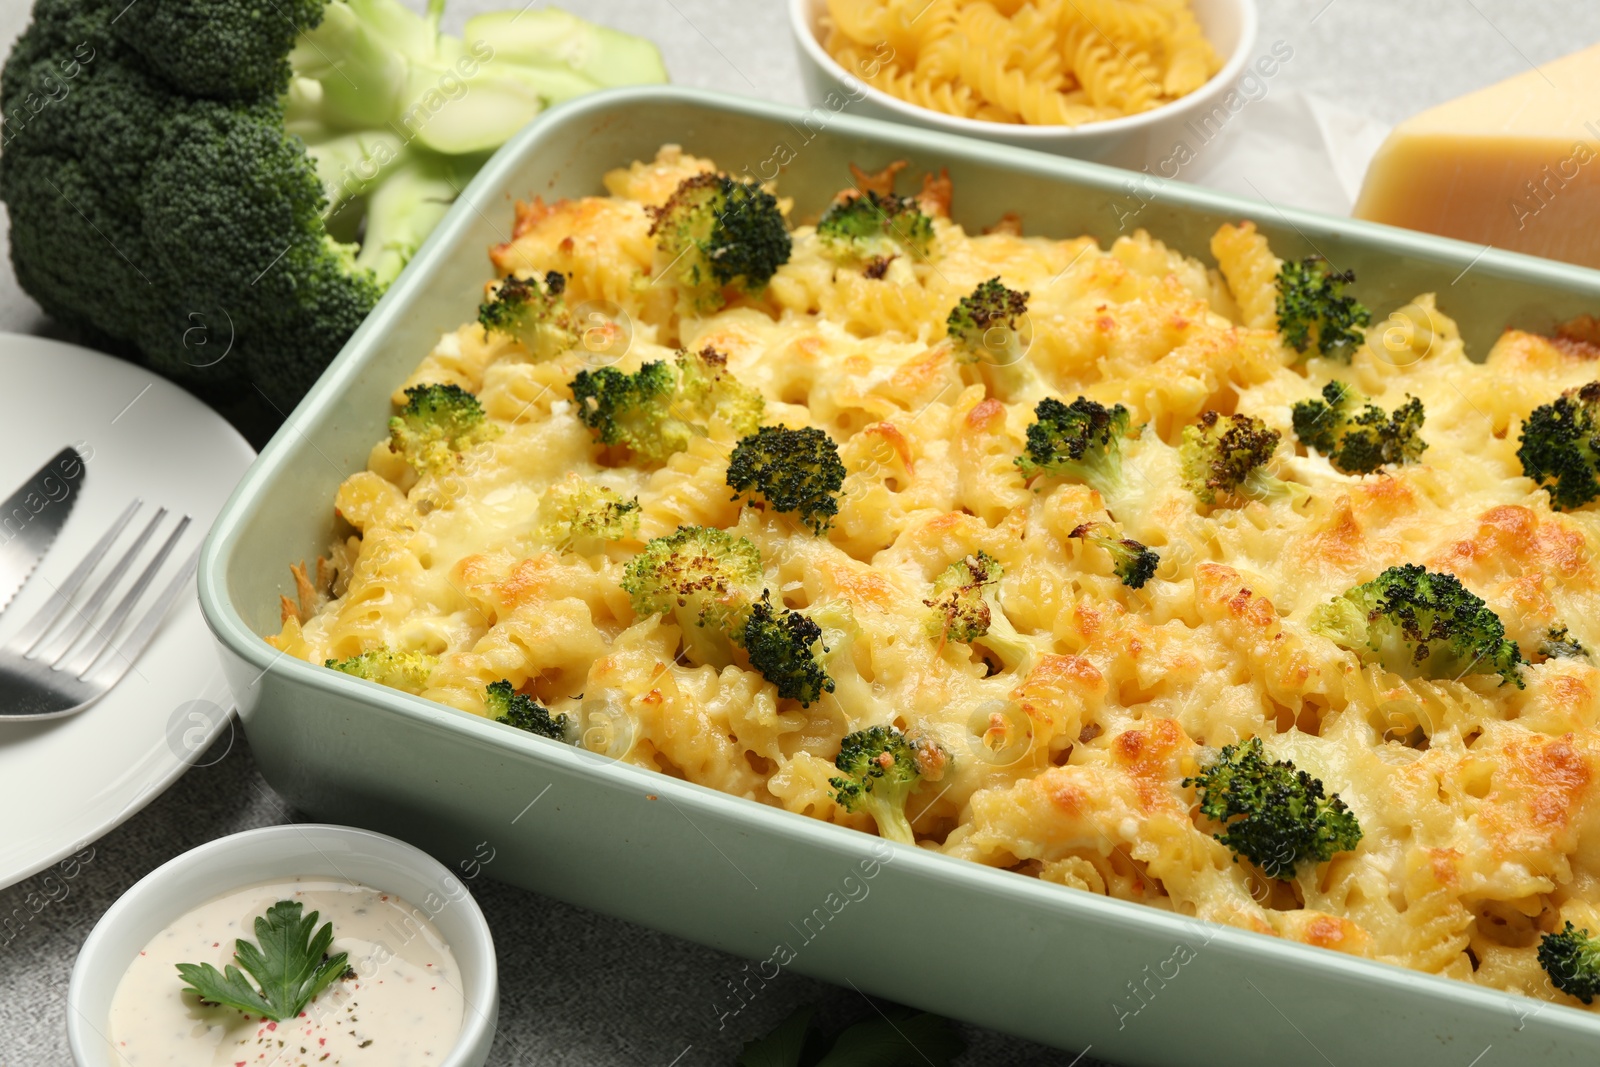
[1354,43,1600,269]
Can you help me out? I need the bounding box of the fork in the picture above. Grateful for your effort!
[0,500,199,721]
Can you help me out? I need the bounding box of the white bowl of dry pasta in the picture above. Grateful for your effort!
[790,0,1258,164]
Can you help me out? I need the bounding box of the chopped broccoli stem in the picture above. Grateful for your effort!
[726,425,847,535]
[1180,411,1307,505]
[1540,625,1591,662]
[649,173,791,313]
[1291,381,1427,476]
[830,726,939,845]
[1310,564,1524,688]
[571,347,763,463]
[621,525,764,666]
[743,592,834,705]
[816,190,934,264]
[538,476,640,553]
[387,383,499,474]
[1184,737,1362,879]
[1539,922,1600,1003]
[1069,522,1159,589]
[478,270,574,359]
[1275,256,1372,359]
[1014,397,1132,501]
[1517,381,1600,511]
[485,679,569,740]
[325,648,437,693]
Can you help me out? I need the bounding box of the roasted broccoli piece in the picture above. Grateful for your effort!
[621,525,764,667]
[1517,382,1600,512]
[485,679,569,740]
[571,347,764,463]
[649,173,791,313]
[388,383,499,474]
[743,592,834,705]
[1310,564,1524,688]
[1540,625,1591,662]
[922,553,1041,674]
[1015,397,1133,502]
[816,190,934,270]
[1185,737,1362,879]
[830,726,935,845]
[325,648,437,693]
[1291,381,1427,476]
[478,270,574,359]
[1180,411,1308,505]
[946,277,1039,400]
[1275,256,1372,359]
[537,475,640,553]
[726,426,847,535]
[1068,522,1159,589]
[1539,922,1600,1003]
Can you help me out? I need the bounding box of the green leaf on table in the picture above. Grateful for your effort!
[176,899,350,1022]
[739,1004,824,1067]
[739,1001,965,1067]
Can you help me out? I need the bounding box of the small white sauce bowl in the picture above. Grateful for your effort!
[66,824,498,1067]
[789,0,1259,166]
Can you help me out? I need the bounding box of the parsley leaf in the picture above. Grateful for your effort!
[176,899,350,1021]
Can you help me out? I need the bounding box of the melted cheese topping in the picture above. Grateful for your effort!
[275,145,1600,1008]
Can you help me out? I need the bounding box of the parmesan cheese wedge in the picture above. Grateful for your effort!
[1353,44,1600,269]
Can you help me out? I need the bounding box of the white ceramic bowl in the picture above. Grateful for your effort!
[790,0,1259,166]
[66,824,498,1067]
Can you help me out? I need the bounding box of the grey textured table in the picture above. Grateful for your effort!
[4,2,1600,1065]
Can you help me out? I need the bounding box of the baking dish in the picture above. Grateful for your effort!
[199,86,1600,1066]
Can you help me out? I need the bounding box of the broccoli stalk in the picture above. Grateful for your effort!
[725,425,847,535]
[829,726,932,845]
[1517,381,1600,511]
[571,346,764,463]
[478,270,575,360]
[1291,381,1428,476]
[388,382,499,475]
[1180,411,1308,506]
[743,592,834,706]
[816,190,934,279]
[1310,564,1524,688]
[922,553,1042,675]
[1015,397,1133,504]
[1539,922,1600,1003]
[485,679,569,740]
[621,525,764,667]
[1185,737,1362,879]
[537,476,640,554]
[1275,256,1372,359]
[946,278,1040,401]
[325,648,437,693]
[1068,522,1159,589]
[649,173,792,314]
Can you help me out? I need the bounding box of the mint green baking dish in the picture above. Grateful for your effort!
[199,87,1600,1065]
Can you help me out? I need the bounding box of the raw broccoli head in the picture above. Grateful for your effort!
[1291,381,1427,476]
[742,592,834,706]
[1069,522,1159,589]
[1275,256,1372,359]
[621,525,763,665]
[388,383,499,474]
[829,726,927,845]
[1539,922,1600,1003]
[1180,411,1306,506]
[726,425,847,535]
[1184,737,1362,879]
[1310,564,1524,688]
[1540,625,1591,662]
[650,172,791,312]
[1517,381,1600,511]
[485,679,569,740]
[923,552,1000,644]
[538,477,640,553]
[324,648,436,693]
[478,270,574,359]
[947,277,1030,366]
[816,190,934,264]
[571,347,763,463]
[1014,396,1132,500]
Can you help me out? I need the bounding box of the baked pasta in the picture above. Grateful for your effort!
[274,145,1600,1010]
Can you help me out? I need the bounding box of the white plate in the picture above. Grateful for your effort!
[0,334,254,888]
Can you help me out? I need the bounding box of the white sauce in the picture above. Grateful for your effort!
[107,877,465,1066]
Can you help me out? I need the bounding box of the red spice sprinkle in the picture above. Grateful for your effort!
[266,1022,277,1031]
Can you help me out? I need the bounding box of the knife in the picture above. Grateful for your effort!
[0,447,85,615]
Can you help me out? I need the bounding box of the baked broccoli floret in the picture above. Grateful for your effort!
[1310,564,1524,688]
[946,277,1039,400]
[324,648,437,693]
[829,726,931,845]
[726,426,847,535]
[743,592,834,706]
[1517,382,1600,512]
[816,190,934,269]
[1275,256,1372,359]
[1291,381,1427,476]
[1015,397,1132,501]
[1539,922,1600,1003]
[1068,522,1159,589]
[478,270,574,359]
[922,553,1040,674]
[1184,737,1362,879]
[485,679,569,740]
[571,347,764,462]
[1180,411,1308,505]
[388,383,499,474]
[1540,625,1591,662]
[621,525,763,667]
[649,173,791,313]
[537,475,640,553]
